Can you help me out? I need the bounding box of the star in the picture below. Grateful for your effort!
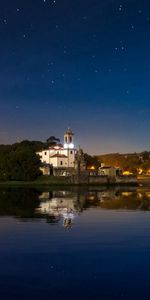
[119,5,123,12]
[93,33,97,38]
[131,25,135,30]
[83,16,87,21]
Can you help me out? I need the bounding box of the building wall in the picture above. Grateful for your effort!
[40,166,50,175]
[58,157,68,167]
[38,150,50,164]
[50,157,58,167]
[50,156,68,168]
[37,147,76,168]
[61,149,75,168]
[99,167,118,177]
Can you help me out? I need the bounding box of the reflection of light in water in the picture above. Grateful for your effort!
[62,211,75,229]
[146,192,150,198]
[36,188,150,220]
[137,193,143,199]
[122,192,133,197]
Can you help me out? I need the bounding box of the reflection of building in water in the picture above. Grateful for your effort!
[37,197,75,215]
[86,190,121,203]
[39,192,51,200]
[98,190,122,202]
[63,211,75,229]
[39,191,71,201]
[36,188,150,225]
[37,198,76,228]
[37,191,86,228]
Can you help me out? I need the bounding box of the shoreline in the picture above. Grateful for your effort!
[0,177,140,188]
[0,175,149,188]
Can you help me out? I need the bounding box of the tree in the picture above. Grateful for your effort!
[46,136,60,146]
[140,151,150,161]
[97,153,141,174]
[0,144,42,181]
[84,153,101,170]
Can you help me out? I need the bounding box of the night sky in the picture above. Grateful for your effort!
[0,0,150,154]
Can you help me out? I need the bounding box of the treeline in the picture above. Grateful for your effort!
[0,136,61,181]
[84,153,101,170]
[0,141,43,181]
[96,151,150,174]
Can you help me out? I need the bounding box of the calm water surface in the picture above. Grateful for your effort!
[0,187,150,300]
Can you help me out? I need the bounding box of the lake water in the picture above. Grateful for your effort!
[1,187,150,300]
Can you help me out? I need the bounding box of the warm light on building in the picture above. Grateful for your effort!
[37,128,76,172]
[123,171,133,176]
[137,168,143,175]
[122,192,133,196]
[146,192,150,198]
[90,166,95,170]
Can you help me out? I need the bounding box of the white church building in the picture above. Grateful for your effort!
[37,128,76,171]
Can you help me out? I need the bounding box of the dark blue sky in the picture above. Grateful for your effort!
[0,0,150,154]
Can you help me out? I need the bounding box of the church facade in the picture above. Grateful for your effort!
[37,129,76,171]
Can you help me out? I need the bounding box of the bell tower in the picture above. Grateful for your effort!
[64,128,74,149]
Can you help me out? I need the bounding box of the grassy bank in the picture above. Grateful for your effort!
[0,176,70,187]
[0,175,139,188]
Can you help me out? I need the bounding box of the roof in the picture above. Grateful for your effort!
[49,145,64,150]
[50,154,68,158]
[100,166,120,170]
[100,166,113,169]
